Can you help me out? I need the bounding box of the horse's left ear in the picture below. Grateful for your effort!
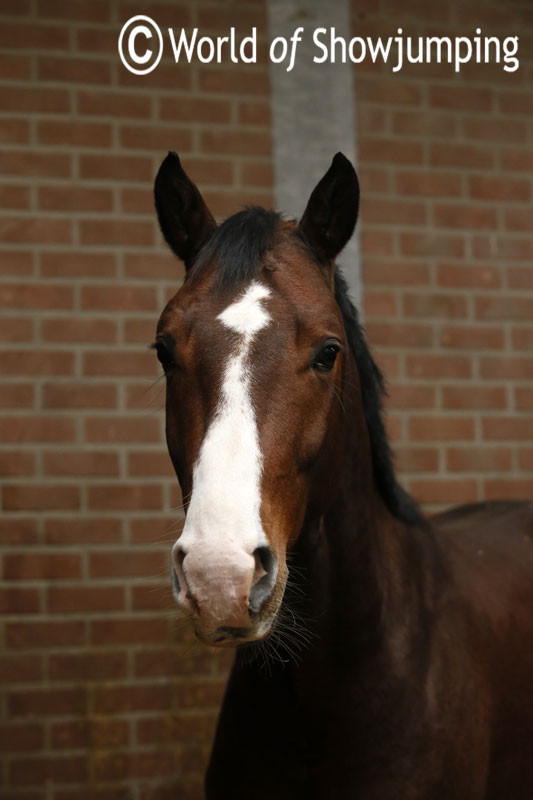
[154,151,216,270]
[297,152,359,265]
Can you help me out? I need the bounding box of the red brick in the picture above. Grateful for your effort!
[469,175,531,202]
[366,321,433,348]
[119,124,192,152]
[0,723,43,752]
[83,351,158,377]
[501,149,533,172]
[504,209,533,232]
[0,317,34,342]
[129,517,178,545]
[395,446,439,473]
[0,588,40,615]
[403,293,468,319]
[409,416,475,441]
[387,385,436,410]
[9,755,87,785]
[0,518,38,545]
[411,479,478,505]
[37,0,110,21]
[430,143,493,169]
[430,86,492,112]
[175,680,226,709]
[201,129,271,157]
[38,55,110,84]
[515,388,533,411]
[482,418,533,441]
[463,116,526,143]
[42,381,117,409]
[0,655,44,680]
[81,285,157,312]
[363,259,429,287]
[484,480,533,501]
[400,232,465,258]
[124,252,180,280]
[37,120,112,147]
[160,97,231,124]
[0,382,34,408]
[38,186,113,213]
[447,447,512,473]
[442,385,507,410]
[45,517,122,545]
[78,90,151,118]
[0,85,69,113]
[40,251,116,278]
[3,553,81,580]
[0,417,75,442]
[119,62,191,91]
[437,264,501,289]
[0,118,29,144]
[518,450,533,471]
[480,356,533,380]
[41,316,117,343]
[359,138,423,164]
[87,485,163,511]
[51,718,128,749]
[238,100,270,126]
[434,204,497,230]
[43,451,119,477]
[90,550,166,579]
[47,587,125,615]
[6,622,85,649]
[3,485,80,512]
[0,184,30,209]
[0,250,33,276]
[363,290,397,317]
[137,712,217,745]
[84,416,161,443]
[127,450,174,477]
[91,617,169,647]
[361,197,426,225]
[199,67,269,96]
[439,326,504,349]
[80,220,154,247]
[392,110,457,137]
[396,170,462,197]
[0,282,72,309]
[0,450,34,477]
[79,153,152,182]
[508,269,533,290]
[132,583,174,611]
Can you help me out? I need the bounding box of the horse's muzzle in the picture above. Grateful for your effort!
[171,541,278,641]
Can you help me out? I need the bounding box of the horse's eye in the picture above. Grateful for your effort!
[154,340,175,371]
[313,343,340,372]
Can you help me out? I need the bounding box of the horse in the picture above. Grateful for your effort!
[152,150,533,799]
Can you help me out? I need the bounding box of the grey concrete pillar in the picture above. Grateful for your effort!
[267,0,362,307]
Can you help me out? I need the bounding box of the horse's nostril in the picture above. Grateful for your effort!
[249,546,278,615]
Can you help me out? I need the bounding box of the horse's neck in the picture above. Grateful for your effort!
[292,450,434,663]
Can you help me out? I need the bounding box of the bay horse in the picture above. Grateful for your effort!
[153,151,533,799]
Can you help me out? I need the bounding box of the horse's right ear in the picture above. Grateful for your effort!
[154,152,216,270]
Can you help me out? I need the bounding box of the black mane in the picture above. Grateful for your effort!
[189,207,423,527]
[333,271,424,527]
[189,207,280,289]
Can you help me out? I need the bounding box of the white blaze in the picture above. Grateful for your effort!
[178,282,271,562]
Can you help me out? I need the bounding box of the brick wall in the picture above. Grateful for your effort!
[0,2,270,798]
[353,0,533,510]
[0,1,531,798]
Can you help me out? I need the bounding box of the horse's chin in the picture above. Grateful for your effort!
[193,618,275,648]
[191,596,284,648]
